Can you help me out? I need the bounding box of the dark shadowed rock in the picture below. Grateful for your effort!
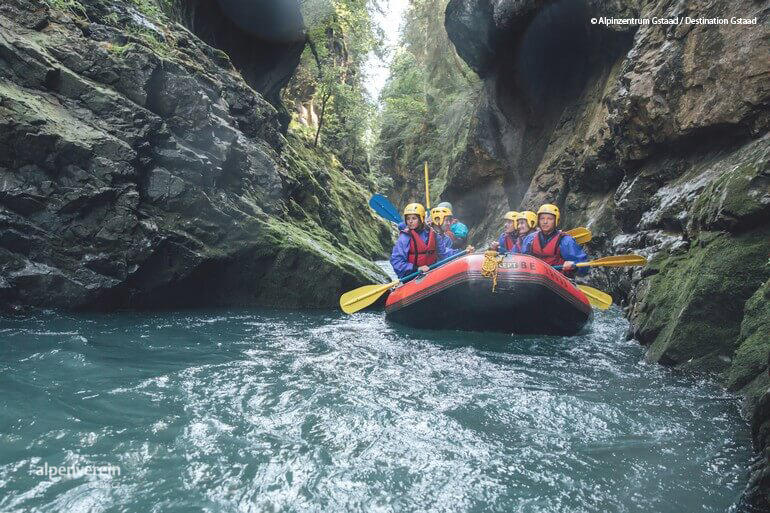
[171,0,306,125]
[0,0,391,313]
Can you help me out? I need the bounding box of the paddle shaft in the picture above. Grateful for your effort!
[553,254,646,270]
[401,249,468,284]
[424,162,430,210]
[552,262,589,270]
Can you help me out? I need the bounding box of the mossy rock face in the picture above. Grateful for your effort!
[0,0,390,312]
[92,217,388,309]
[689,137,770,234]
[630,227,770,366]
[749,387,770,511]
[727,278,770,391]
[282,133,393,261]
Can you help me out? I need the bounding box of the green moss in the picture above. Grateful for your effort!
[45,0,87,18]
[689,137,770,232]
[126,27,173,58]
[727,278,770,390]
[676,353,732,375]
[283,132,393,260]
[103,12,120,25]
[0,82,106,145]
[105,42,134,56]
[252,218,389,307]
[635,227,770,366]
[141,210,389,309]
[265,219,384,278]
[740,372,770,419]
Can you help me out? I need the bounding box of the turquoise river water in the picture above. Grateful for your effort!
[0,307,752,512]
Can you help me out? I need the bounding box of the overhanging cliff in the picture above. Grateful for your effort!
[168,0,306,128]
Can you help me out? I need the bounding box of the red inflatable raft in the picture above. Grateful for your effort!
[385,254,591,335]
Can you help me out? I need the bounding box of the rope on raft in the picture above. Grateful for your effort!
[481,250,503,292]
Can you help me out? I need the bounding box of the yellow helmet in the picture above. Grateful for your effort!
[537,204,560,226]
[503,211,519,222]
[403,203,426,223]
[516,210,537,229]
[430,206,452,226]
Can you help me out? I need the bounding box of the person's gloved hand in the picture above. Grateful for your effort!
[466,245,475,253]
[489,241,499,251]
[418,265,430,272]
[562,261,575,271]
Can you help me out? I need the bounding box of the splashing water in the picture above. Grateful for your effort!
[0,307,750,512]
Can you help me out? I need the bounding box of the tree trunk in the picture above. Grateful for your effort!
[314,89,331,147]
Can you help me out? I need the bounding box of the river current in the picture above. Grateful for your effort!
[0,305,751,512]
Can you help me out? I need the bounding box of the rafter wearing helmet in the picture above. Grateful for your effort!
[433,201,469,249]
[520,204,588,276]
[489,211,519,255]
[512,211,537,251]
[390,203,471,279]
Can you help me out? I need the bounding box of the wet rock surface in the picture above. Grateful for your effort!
[443,0,770,507]
[0,0,391,312]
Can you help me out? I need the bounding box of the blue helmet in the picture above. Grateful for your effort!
[450,222,468,239]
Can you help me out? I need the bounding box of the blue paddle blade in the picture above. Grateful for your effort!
[369,194,401,224]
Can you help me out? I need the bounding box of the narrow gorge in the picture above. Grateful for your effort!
[1,0,768,510]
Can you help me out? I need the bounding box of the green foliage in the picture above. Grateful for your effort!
[377,51,428,168]
[373,0,480,200]
[103,12,120,25]
[284,0,382,178]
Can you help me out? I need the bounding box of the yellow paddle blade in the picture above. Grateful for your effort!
[577,254,647,268]
[340,280,399,314]
[565,227,592,244]
[574,233,591,244]
[577,285,612,310]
